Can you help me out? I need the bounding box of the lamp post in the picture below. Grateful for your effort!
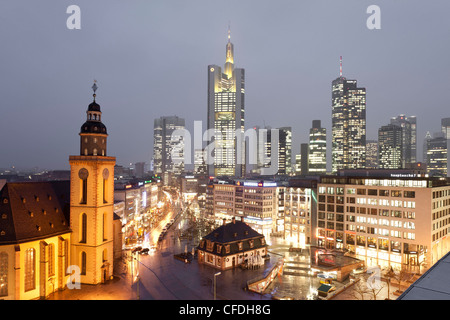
[214,272,221,300]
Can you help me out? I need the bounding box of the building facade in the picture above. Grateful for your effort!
[207,28,245,177]
[426,133,449,177]
[378,123,403,169]
[153,115,185,184]
[283,181,317,247]
[206,179,278,237]
[254,126,292,176]
[0,181,71,300]
[390,114,417,165]
[365,140,378,169]
[331,57,366,172]
[316,175,450,271]
[197,217,268,270]
[308,120,327,174]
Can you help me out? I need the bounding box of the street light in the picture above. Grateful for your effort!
[214,272,221,300]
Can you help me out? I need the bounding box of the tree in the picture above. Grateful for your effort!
[351,272,385,300]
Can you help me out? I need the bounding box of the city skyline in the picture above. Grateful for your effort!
[2,1,450,171]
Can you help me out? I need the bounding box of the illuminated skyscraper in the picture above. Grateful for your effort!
[426,132,448,177]
[254,126,291,175]
[207,27,245,177]
[153,116,185,180]
[441,118,450,139]
[378,124,403,169]
[365,140,378,169]
[423,131,432,163]
[308,120,327,174]
[194,148,207,176]
[331,57,366,172]
[390,114,417,165]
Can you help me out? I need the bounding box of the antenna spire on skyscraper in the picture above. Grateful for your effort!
[339,56,343,77]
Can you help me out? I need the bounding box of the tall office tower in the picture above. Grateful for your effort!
[300,143,309,175]
[207,27,245,177]
[153,116,185,179]
[365,140,378,169]
[194,148,208,176]
[378,124,403,169]
[295,154,302,175]
[308,120,327,174]
[390,114,417,165]
[426,132,448,177]
[331,57,366,172]
[134,162,146,178]
[254,126,291,175]
[441,118,450,139]
[423,131,432,163]
[278,127,292,175]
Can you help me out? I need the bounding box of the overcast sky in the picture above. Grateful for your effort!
[1,0,450,171]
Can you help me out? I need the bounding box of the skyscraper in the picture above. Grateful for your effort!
[278,127,292,175]
[441,117,450,139]
[194,148,207,176]
[365,140,378,169]
[390,114,417,165]
[254,126,291,175]
[423,131,432,163]
[331,57,366,172]
[378,124,403,169]
[426,132,448,177]
[153,116,185,182]
[308,120,327,174]
[300,143,309,175]
[207,28,245,177]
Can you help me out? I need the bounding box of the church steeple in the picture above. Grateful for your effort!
[79,81,108,156]
[69,80,116,285]
[224,25,234,79]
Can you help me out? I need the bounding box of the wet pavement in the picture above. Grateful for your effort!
[48,235,326,300]
[47,214,400,301]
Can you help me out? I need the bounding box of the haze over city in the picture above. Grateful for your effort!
[1,0,449,171]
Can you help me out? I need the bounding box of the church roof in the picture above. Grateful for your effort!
[80,121,107,135]
[88,101,101,112]
[0,181,71,245]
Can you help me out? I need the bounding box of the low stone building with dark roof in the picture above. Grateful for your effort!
[197,217,268,270]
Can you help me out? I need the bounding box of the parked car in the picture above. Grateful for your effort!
[132,246,142,253]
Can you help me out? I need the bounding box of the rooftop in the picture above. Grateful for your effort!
[398,251,450,300]
[0,181,71,244]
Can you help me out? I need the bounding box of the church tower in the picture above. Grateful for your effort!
[69,82,116,284]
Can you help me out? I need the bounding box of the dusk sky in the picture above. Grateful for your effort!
[1,0,450,171]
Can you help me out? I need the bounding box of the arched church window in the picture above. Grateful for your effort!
[78,168,89,204]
